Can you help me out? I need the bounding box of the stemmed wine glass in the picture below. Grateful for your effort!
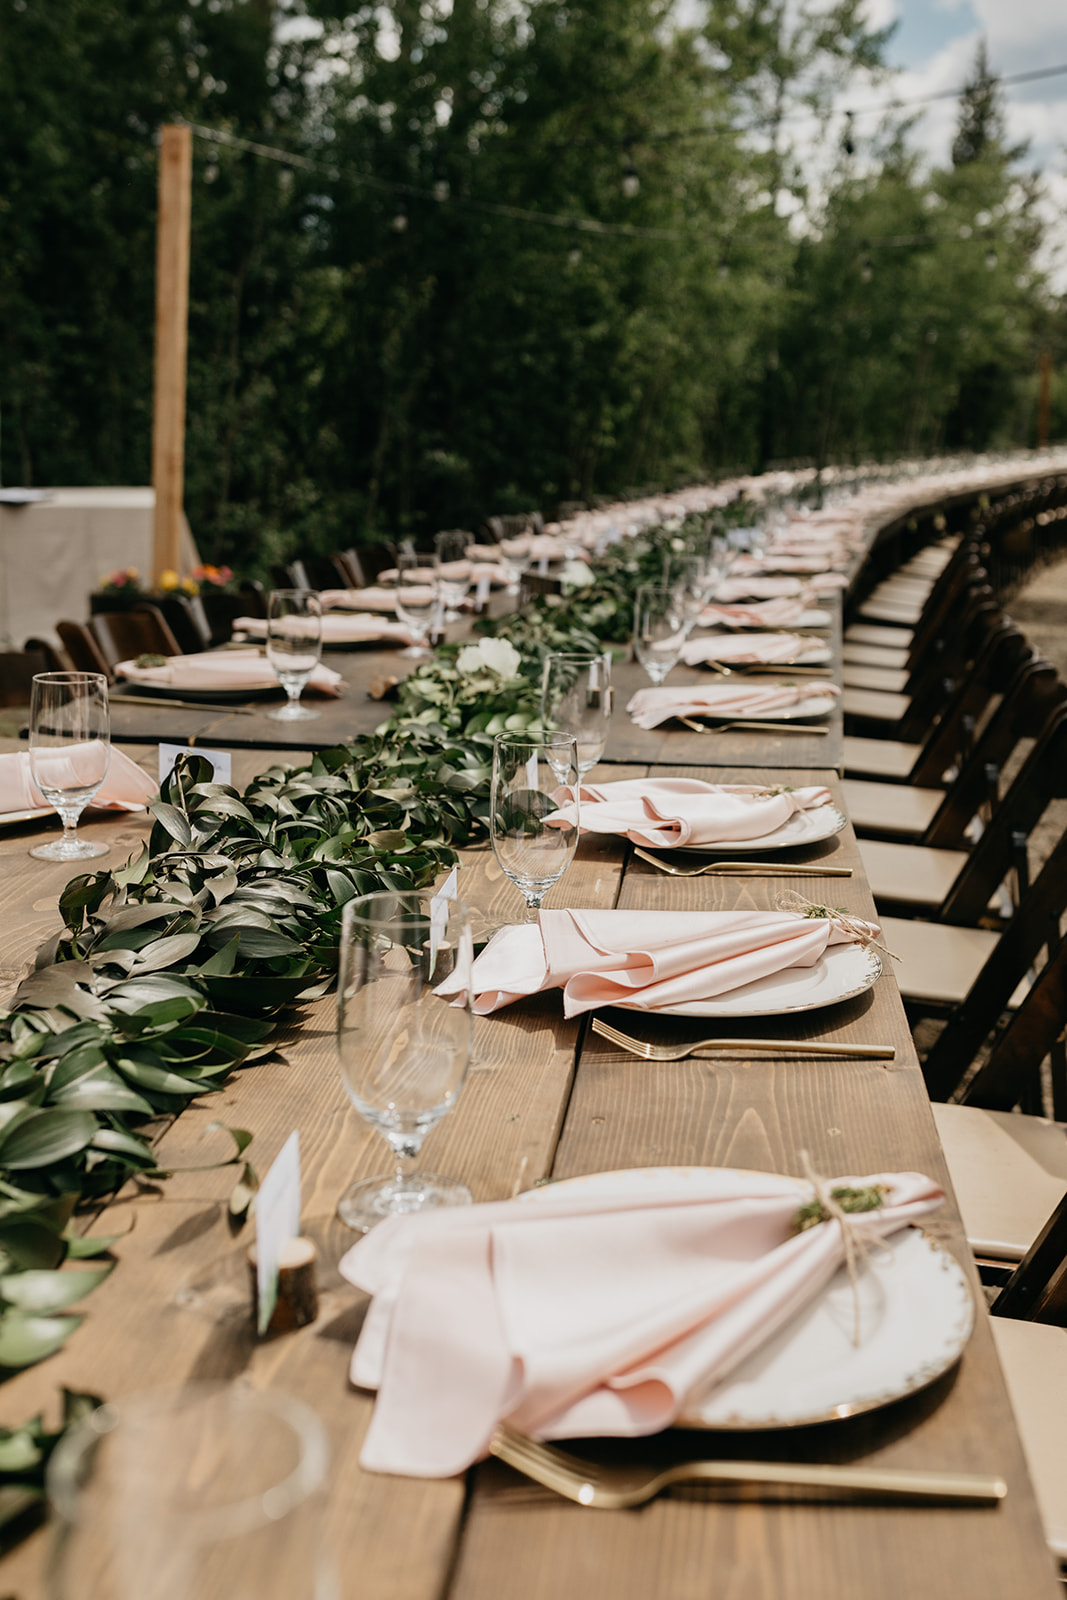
[663,554,711,635]
[633,583,687,685]
[336,890,474,1232]
[490,732,579,923]
[434,530,471,622]
[46,1382,334,1600]
[28,672,111,861]
[266,589,322,721]
[499,532,532,594]
[540,652,613,775]
[393,551,442,659]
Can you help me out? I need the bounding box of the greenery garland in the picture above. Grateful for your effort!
[0,498,759,1537]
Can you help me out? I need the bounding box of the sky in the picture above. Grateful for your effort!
[850,0,1067,284]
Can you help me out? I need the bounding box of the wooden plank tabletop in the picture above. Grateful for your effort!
[0,742,1058,1598]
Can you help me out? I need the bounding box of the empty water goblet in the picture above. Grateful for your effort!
[266,589,322,721]
[393,552,442,659]
[490,732,580,923]
[336,890,474,1231]
[29,672,111,862]
[434,530,472,622]
[46,1382,334,1600]
[633,583,687,685]
[540,652,613,775]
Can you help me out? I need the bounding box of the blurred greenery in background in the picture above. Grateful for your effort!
[0,0,1063,573]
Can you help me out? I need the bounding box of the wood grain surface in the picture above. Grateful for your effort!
[0,753,1057,1585]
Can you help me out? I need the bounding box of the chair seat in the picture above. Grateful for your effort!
[840,778,941,836]
[878,913,996,1001]
[991,1317,1067,1562]
[841,686,912,723]
[845,623,915,648]
[842,735,921,780]
[842,642,910,670]
[856,598,924,624]
[933,1103,1067,1261]
[870,576,933,601]
[841,664,910,693]
[862,841,966,909]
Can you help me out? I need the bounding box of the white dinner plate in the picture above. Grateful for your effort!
[716,608,833,632]
[523,1167,974,1430]
[691,642,832,669]
[682,801,847,854]
[616,940,882,1018]
[685,692,838,726]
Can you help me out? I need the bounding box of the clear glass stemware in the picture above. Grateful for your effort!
[46,1382,334,1600]
[336,890,474,1232]
[434,530,471,622]
[266,589,322,721]
[393,552,442,659]
[490,732,580,922]
[632,583,687,685]
[540,652,613,775]
[28,671,111,862]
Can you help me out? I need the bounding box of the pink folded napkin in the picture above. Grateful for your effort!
[0,747,157,814]
[438,905,875,1016]
[627,680,840,729]
[320,586,436,613]
[715,576,804,602]
[378,561,468,584]
[810,571,849,592]
[698,597,812,629]
[548,778,832,849]
[233,614,415,647]
[681,631,815,667]
[117,650,344,697]
[341,1164,944,1476]
[732,554,833,576]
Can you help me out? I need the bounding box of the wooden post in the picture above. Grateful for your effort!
[151,124,192,584]
[1038,350,1052,450]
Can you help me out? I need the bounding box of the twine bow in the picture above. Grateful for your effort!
[796,1150,893,1347]
[775,890,900,962]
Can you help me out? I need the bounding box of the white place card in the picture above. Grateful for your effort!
[255,1131,302,1335]
[429,864,459,973]
[159,743,232,788]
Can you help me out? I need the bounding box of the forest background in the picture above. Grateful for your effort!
[1,0,1065,572]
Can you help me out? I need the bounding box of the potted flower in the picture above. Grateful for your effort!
[90,567,146,613]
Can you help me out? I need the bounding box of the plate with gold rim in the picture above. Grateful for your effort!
[524,1167,974,1431]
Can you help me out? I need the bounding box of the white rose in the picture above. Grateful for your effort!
[477,637,522,678]
[455,643,487,674]
[561,559,595,590]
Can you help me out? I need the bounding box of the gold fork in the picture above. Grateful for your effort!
[631,847,851,878]
[703,661,833,677]
[679,717,831,735]
[489,1426,1005,1509]
[591,1017,894,1061]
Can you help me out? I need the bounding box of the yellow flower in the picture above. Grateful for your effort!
[159,569,179,591]
[180,578,201,596]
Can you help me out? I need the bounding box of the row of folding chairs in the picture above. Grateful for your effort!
[842,475,1067,1567]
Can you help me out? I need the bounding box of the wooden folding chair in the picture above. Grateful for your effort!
[56,621,113,679]
[842,639,1063,841]
[89,606,182,673]
[0,647,65,706]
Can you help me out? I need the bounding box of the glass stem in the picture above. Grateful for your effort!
[523,893,545,924]
[391,1138,421,1188]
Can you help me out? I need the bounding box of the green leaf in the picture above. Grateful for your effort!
[0,1111,98,1170]
[0,1263,113,1315]
[148,801,193,846]
[0,1310,82,1368]
[64,1231,123,1259]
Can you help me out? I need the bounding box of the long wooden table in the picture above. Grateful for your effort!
[0,737,1058,1598]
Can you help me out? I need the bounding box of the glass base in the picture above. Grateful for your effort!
[30,836,109,861]
[337,1173,472,1233]
[397,644,432,659]
[267,701,320,721]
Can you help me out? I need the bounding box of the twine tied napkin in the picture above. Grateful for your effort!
[627,680,840,730]
[681,631,816,667]
[118,650,344,697]
[546,778,832,849]
[340,1165,944,1477]
[234,613,416,647]
[436,905,878,1017]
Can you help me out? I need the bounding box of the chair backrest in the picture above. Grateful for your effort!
[289,555,350,591]
[0,648,64,707]
[200,587,266,646]
[908,620,1027,787]
[57,621,113,679]
[89,606,181,672]
[145,595,211,653]
[992,1182,1067,1323]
